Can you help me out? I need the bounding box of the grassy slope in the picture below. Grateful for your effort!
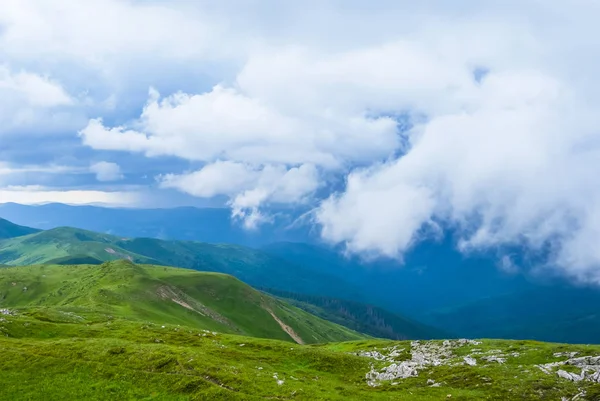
[1,312,600,400]
[265,288,451,340]
[0,217,40,239]
[0,227,363,301]
[0,225,448,341]
[0,228,161,266]
[0,262,364,344]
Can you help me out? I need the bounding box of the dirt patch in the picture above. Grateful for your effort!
[265,308,304,345]
[157,286,205,315]
[156,286,237,329]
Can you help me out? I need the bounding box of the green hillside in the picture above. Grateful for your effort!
[0,217,40,239]
[0,224,450,341]
[0,261,364,344]
[0,226,364,301]
[0,227,162,266]
[1,305,600,400]
[264,288,451,341]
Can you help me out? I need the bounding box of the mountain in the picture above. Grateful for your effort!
[424,285,600,344]
[264,288,451,340]
[0,226,364,302]
[0,203,314,246]
[0,261,364,344]
[261,242,600,344]
[261,241,535,315]
[0,218,40,239]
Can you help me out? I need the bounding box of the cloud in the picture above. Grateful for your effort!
[0,66,72,107]
[0,65,76,135]
[160,161,319,227]
[80,86,398,167]
[0,185,139,206]
[89,161,123,182]
[316,66,600,282]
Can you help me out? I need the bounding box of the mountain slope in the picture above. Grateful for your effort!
[265,288,451,340]
[261,241,534,315]
[0,261,365,344]
[0,226,364,302]
[0,218,40,239]
[424,285,600,344]
[0,227,162,266]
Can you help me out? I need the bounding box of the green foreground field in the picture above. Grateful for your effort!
[2,313,600,400]
[1,262,599,400]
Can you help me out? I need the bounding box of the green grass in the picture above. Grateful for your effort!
[1,312,599,400]
[265,288,451,340]
[0,262,599,400]
[0,261,365,344]
[0,226,363,302]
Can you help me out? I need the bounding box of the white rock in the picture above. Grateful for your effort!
[464,356,477,366]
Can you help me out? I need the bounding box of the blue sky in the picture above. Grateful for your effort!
[2,0,600,282]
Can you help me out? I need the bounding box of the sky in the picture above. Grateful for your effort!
[2,0,600,281]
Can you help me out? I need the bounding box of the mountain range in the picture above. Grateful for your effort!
[3,203,600,344]
[0,217,444,341]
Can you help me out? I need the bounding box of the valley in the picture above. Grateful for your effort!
[1,213,600,399]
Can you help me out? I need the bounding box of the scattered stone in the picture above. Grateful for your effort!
[464,356,477,366]
[359,340,484,386]
[554,352,580,358]
[538,355,600,383]
[482,355,506,364]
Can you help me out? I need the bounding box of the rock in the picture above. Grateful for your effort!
[482,355,506,364]
[464,356,477,366]
[557,370,583,382]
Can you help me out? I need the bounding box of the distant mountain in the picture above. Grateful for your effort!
[0,225,363,302]
[260,241,600,344]
[423,285,600,344]
[0,260,365,344]
[264,288,451,340]
[0,218,40,239]
[0,203,315,246]
[261,241,534,315]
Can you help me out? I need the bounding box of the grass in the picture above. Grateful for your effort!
[1,312,599,400]
[0,225,364,302]
[0,261,365,344]
[0,262,599,399]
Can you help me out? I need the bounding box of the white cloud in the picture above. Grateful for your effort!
[80,86,398,167]
[90,161,123,182]
[0,185,139,206]
[316,66,600,282]
[0,65,75,135]
[0,66,72,107]
[160,162,319,227]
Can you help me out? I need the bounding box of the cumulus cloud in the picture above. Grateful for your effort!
[89,161,123,182]
[0,65,75,135]
[160,162,319,228]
